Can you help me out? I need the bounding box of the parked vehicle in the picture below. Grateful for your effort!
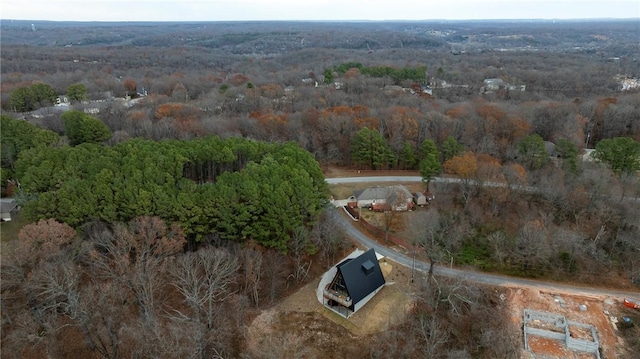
[623,298,640,309]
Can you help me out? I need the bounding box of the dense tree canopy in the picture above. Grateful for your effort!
[30,83,57,105]
[398,141,418,169]
[66,83,87,102]
[333,62,426,84]
[9,87,35,112]
[323,68,334,84]
[555,138,579,174]
[1,115,60,170]
[517,134,548,170]
[15,137,328,247]
[2,20,640,359]
[8,83,56,112]
[443,151,478,179]
[351,127,394,170]
[62,110,112,145]
[440,136,464,162]
[593,137,640,175]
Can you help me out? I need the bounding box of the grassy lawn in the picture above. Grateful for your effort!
[0,212,27,242]
[329,183,363,199]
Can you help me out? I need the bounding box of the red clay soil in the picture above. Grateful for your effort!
[527,336,574,358]
[511,288,620,359]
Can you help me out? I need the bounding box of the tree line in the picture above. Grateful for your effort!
[8,82,87,112]
[331,62,427,85]
[3,116,328,249]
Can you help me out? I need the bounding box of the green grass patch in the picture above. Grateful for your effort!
[0,212,28,242]
[455,240,493,270]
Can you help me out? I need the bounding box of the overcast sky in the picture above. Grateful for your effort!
[1,0,639,21]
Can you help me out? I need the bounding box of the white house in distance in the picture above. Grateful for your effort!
[480,78,526,94]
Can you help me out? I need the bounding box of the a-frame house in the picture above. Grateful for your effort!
[322,248,386,318]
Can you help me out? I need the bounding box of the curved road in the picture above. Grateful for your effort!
[326,176,640,299]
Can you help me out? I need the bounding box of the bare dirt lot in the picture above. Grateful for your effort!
[247,257,416,358]
[508,287,639,359]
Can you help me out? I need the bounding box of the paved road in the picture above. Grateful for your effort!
[326,177,640,299]
[326,175,639,202]
[326,176,424,184]
[326,175,535,191]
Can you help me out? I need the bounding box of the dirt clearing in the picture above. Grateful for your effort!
[247,256,638,358]
[509,287,638,358]
[246,257,415,358]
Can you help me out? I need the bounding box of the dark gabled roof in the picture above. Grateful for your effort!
[336,248,385,305]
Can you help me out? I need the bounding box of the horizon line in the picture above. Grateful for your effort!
[2,17,639,23]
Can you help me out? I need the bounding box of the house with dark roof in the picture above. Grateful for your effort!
[322,248,386,318]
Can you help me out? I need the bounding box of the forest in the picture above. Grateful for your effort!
[1,19,639,358]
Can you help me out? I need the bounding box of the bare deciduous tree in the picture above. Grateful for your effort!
[415,311,451,358]
[288,227,313,284]
[486,231,510,268]
[511,222,551,275]
[75,281,125,359]
[83,217,186,322]
[263,250,287,303]
[240,247,263,306]
[1,218,78,348]
[310,210,347,266]
[171,247,238,329]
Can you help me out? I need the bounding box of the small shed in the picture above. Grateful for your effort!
[544,141,557,157]
[413,191,435,207]
[1,198,18,222]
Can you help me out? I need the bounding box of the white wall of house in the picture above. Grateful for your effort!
[353,284,385,313]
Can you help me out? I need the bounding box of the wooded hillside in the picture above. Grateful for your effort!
[1,19,639,358]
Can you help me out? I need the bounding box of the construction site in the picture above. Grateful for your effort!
[510,288,640,359]
[245,248,640,358]
[523,309,600,358]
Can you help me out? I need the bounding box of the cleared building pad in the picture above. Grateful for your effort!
[523,309,600,359]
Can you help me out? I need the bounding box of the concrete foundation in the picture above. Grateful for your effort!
[523,309,600,359]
